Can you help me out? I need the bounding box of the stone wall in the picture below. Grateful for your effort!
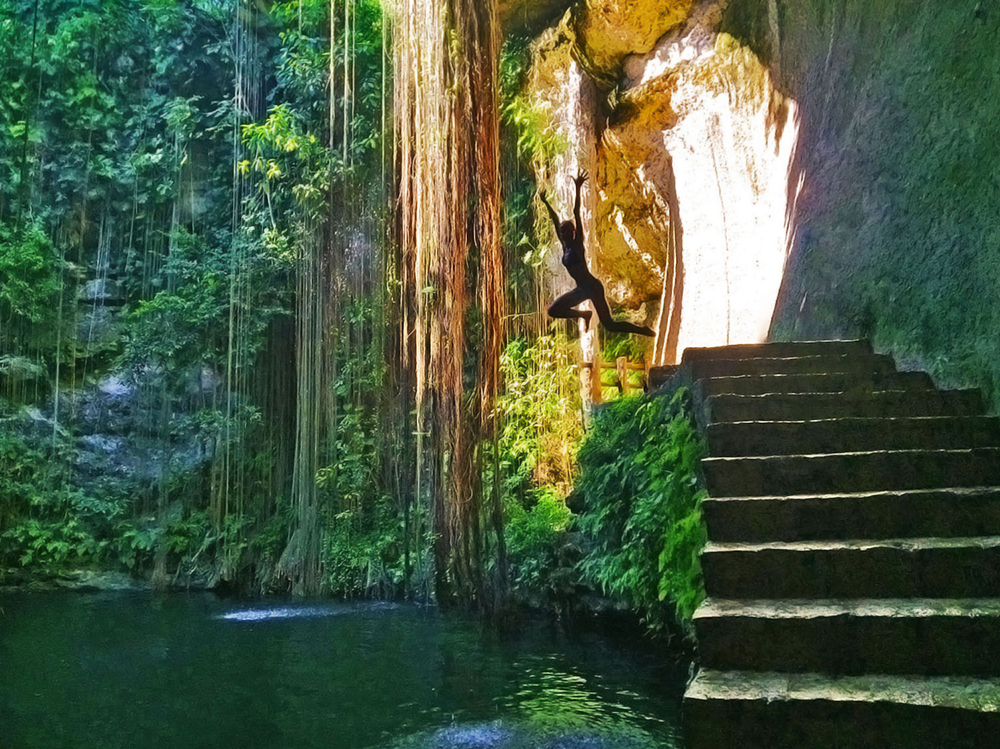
[517,0,999,396]
[724,0,1000,405]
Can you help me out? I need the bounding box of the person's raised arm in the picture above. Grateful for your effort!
[573,170,589,236]
[540,191,562,235]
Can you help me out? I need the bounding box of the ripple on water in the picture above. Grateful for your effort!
[219,605,343,622]
[218,600,402,621]
[392,721,659,749]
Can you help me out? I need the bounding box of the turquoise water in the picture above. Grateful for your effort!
[0,593,686,748]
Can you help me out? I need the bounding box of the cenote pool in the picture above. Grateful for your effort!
[0,593,687,749]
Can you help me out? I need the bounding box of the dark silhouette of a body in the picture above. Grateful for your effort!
[542,172,655,337]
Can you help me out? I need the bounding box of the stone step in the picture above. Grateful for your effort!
[689,353,894,382]
[684,669,1000,749]
[702,448,1000,497]
[704,389,985,424]
[648,365,679,390]
[703,487,1000,543]
[701,537,1000,599]
[707,416,1000,457]
[682,340,873,363]
[695,598,1000,677]
[696,370,933,398]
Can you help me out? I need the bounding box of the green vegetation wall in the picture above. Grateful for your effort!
[724,0,1000,405]
[0,0,399,595]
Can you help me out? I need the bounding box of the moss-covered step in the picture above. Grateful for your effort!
[701,537,1000,599]
[683,339,1000,747]
[684,669,1000,749]
[681,340,873,363]
[702,448,1000,497]
[703,487,1000,543]
[695,598,1000,677]
[687,353,895,381]
[704,389,985,423]
[706,415,1000,457]
[694,370,933,398]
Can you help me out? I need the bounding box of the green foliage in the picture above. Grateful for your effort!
[602,334,649,364]
[576,390,708,636]
[314,293,409,597]
[505,488,572,592]
[0,223,62,325]
[500,36,566,168]
[503,94,568,167]
[122,233,229,365]
[499,36,558,278]
[0,222,65,354]
[497,335,584,499]
[495,335,584,595]
[3,517,103,570]
[322,500,405,597]
[0,0,396,594]
[241,103,330,218]
[0,431,113,573]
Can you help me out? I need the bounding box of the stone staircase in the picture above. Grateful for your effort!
[657,340,1000,748]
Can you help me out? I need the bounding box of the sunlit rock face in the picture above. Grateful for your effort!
[527,14,670,318]
[528,0,799,364]
[522,0,1000,397]
[573,0,696,81]
[613,7,799,362]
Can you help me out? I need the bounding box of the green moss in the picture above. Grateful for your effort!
[725,0,1000,410]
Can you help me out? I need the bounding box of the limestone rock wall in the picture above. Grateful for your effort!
[526,0,797,364]
[521,0,1000,400]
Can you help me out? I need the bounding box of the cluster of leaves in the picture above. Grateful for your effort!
[500,35,567,169]
[322,499,406,598]
[272,1,405,597]
[499,36,559,284]
[0,428,203,576]
[0,221,66,359]
[316,295,407,596]
[575,390,708,636]
[494,335,584,594]
[0,430,107,572]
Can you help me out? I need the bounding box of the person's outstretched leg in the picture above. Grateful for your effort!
[548,287,593,330]
[591,285,655,337]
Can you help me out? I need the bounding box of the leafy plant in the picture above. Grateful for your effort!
[575,390,708,636]
[505,488,572,592]
[0,222,65,354]
[494,335,584,595]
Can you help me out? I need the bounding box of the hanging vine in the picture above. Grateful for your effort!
[393,0,507,607]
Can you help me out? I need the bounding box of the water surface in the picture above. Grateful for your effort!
[0,592,686,748]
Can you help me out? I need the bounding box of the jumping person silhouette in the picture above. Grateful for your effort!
[541,171,655,337]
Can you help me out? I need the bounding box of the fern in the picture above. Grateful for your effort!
[576,389,708,637]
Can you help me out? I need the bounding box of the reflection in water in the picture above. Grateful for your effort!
[0,593,686,749]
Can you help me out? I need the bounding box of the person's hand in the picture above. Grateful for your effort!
[574,170,589,188]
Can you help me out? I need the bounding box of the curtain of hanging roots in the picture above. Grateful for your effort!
[394,0,506,606]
